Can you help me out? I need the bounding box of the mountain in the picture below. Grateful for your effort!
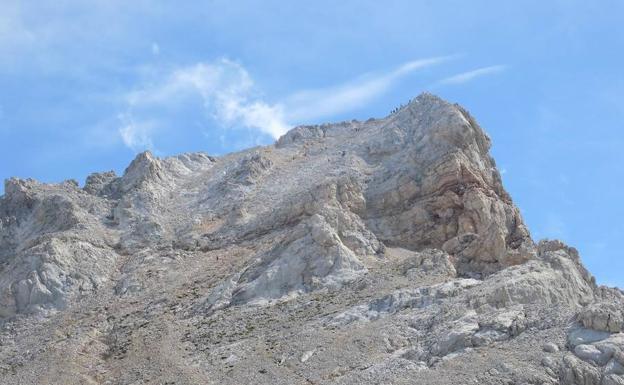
[0,93,622,385]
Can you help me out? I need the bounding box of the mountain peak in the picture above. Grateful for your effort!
[0,95,621,385]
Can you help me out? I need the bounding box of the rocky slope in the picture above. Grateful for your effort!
[0,93,622,385]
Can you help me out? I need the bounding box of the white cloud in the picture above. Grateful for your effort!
[285,56,455,122]
[120,59,289,149]
[118,55,453,151]
[438,65,507,85]
[118,113,156,151]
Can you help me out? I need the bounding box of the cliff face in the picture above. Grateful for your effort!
[0,94,621,385]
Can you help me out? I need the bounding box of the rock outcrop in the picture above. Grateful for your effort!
[0,93,620,385]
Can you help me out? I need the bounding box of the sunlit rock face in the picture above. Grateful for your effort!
[0,93,620,385]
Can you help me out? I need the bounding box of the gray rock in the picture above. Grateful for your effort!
[574,344,611,366]
[580,302,624,333]
[431,316,480,356]
[606,359,624,375]
[604,374,624,385]
[543,342,560,353]
[568,328,612,348]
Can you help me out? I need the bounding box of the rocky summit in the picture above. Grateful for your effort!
[0,93,622,385]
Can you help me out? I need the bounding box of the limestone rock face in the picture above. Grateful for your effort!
[0,93,620,385]
[579,302,624,333]
[0,178,118,317]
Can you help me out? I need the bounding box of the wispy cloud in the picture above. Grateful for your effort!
[118,55,453,151]
[284,55,456,122]
[118,113,156,152]
[119,58,288,150]
[438,65,507,85]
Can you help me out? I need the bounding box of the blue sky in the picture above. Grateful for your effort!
[1,1,622,287]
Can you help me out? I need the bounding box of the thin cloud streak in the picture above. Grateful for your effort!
[285,55,457,122]
[438,65,507,85]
